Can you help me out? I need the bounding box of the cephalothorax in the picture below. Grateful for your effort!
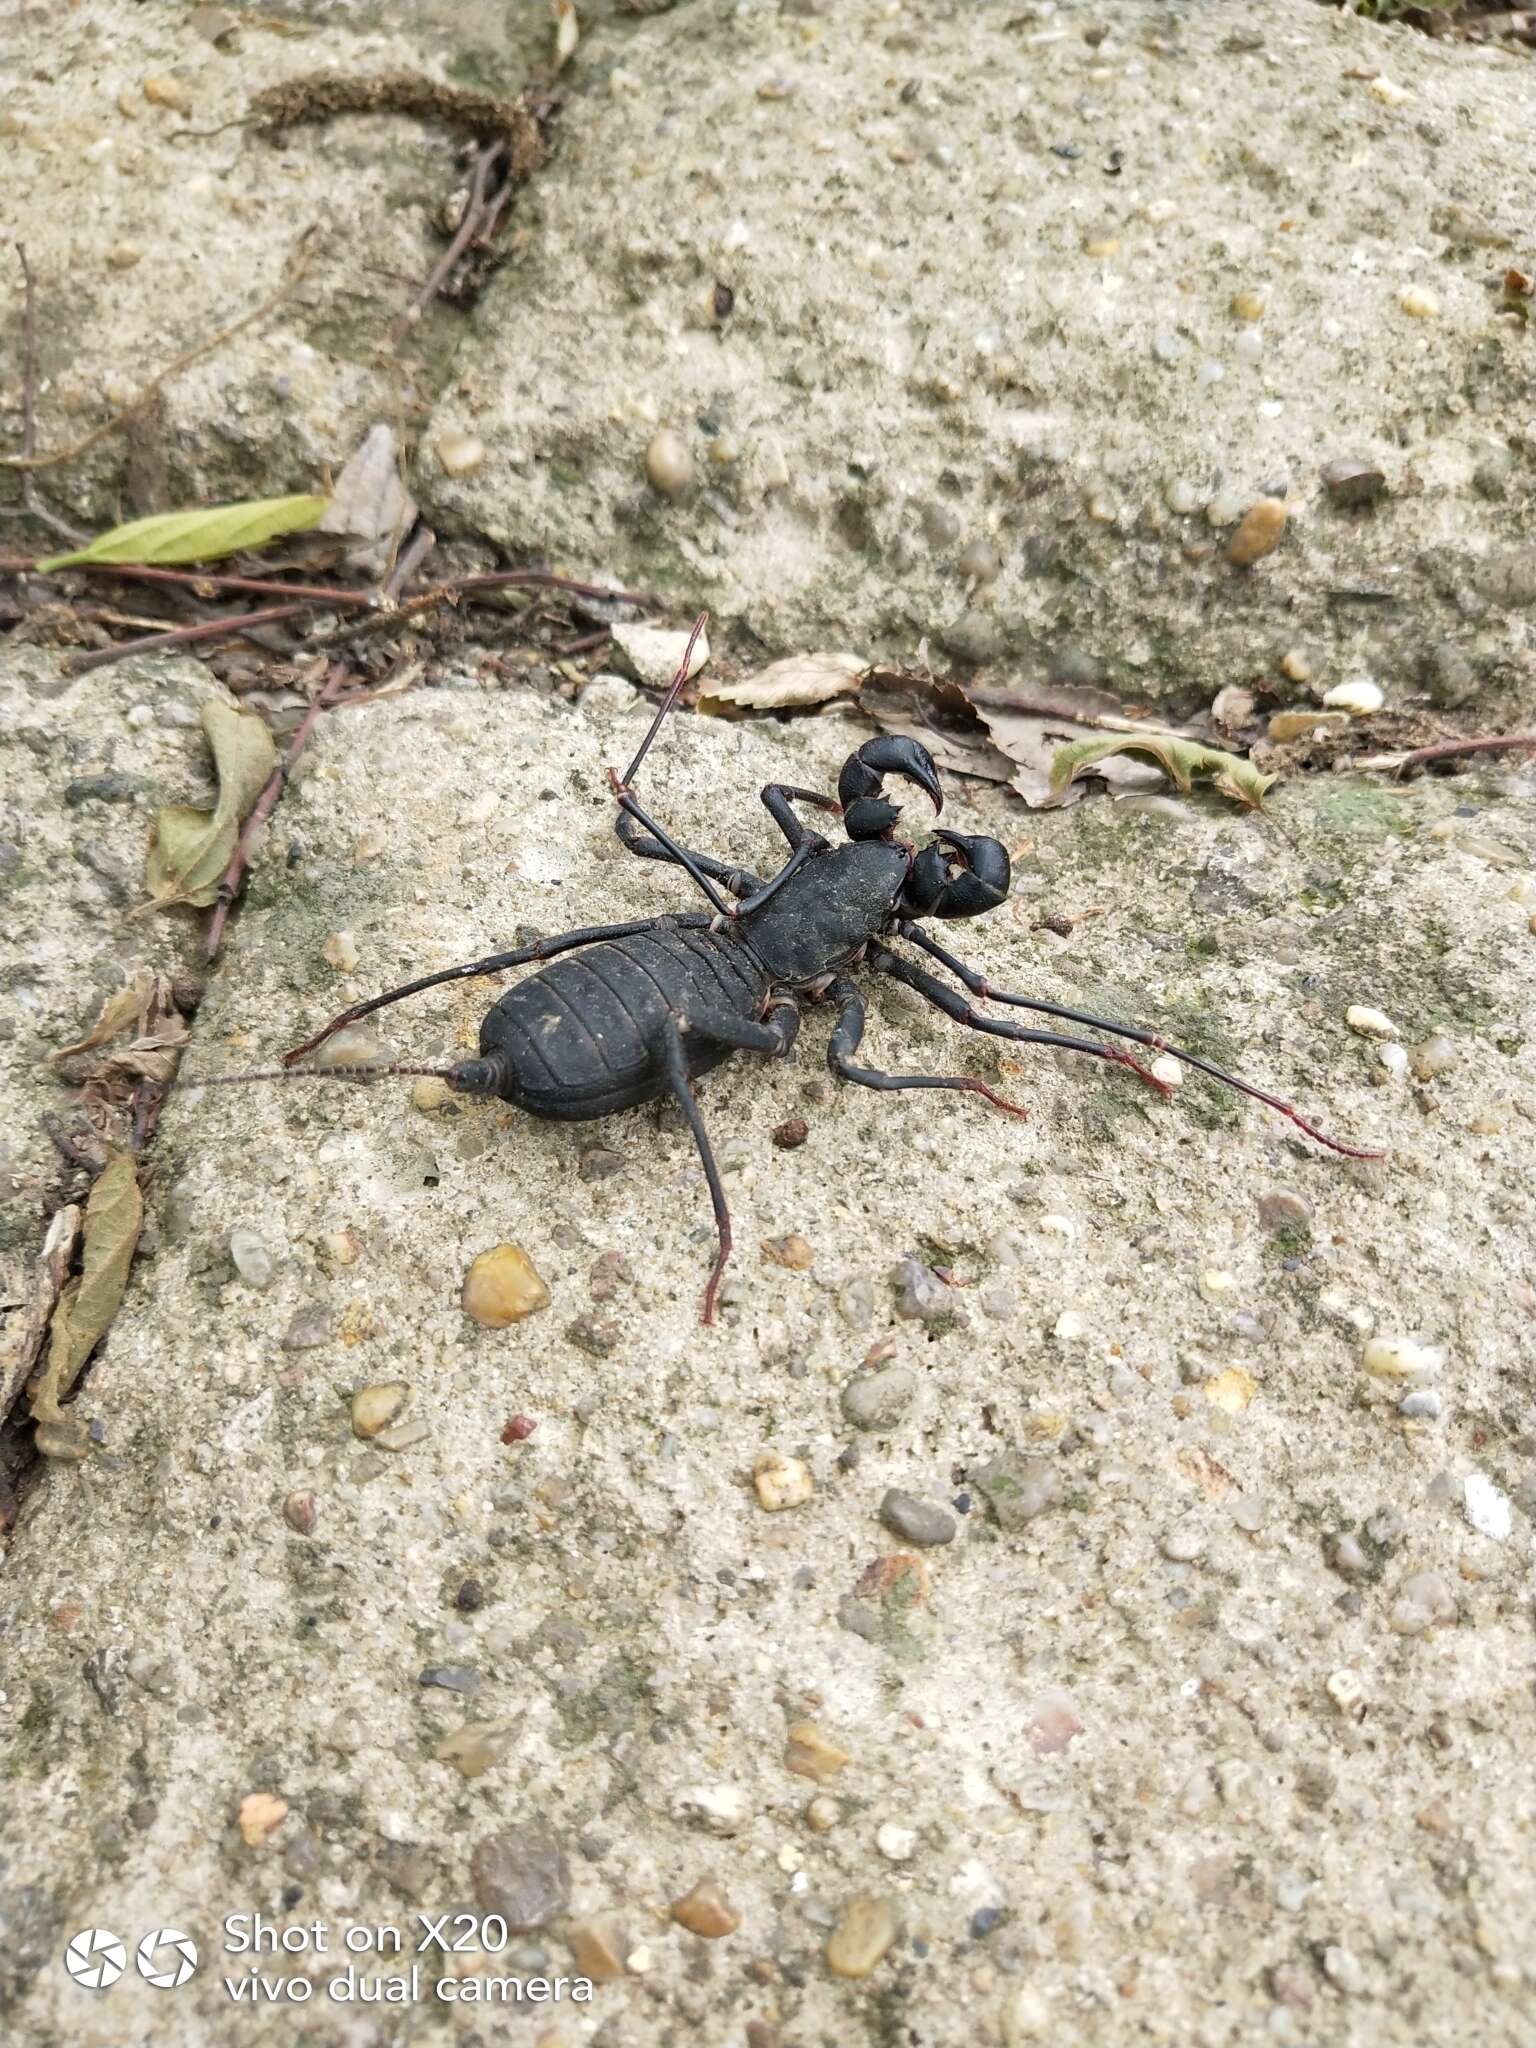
[245,619,1378,1321]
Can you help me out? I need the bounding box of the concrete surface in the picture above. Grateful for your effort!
[1,669,1533,2046]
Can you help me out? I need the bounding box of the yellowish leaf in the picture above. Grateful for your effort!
[552,0,580,71]
[1048,734,1276,810]
[701,652,866,712]
[31,1153,143,1453]
[36,493,329,571]
[141,701,275,912]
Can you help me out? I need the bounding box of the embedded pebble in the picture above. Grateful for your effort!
[1257,1191,1311,1234]
[1149,1055,1181,1088]
[957,538,1001,582]
[889,1256,950,1320]
[281,1491,318,1535]
[435,432,486,477]
[1322,458,1386,507]
[784,1722,851,1783]
[1463,1472,1512,1541]
[1229,290,1265,322]
[411,1075,452,1113]
[565,1917,625,1982]
[1346,1005,1398,1039]
[773,1117,810,1149]
[805,1795,840,1833]
[1323,1946,1367,1996]
[1001,1984,1053,2043]
[470,1823,571,1931]
[1322,678,1384,715]
[1164,477,1203,516]
[1390,1571,1456,1634]
[841,1365,917,1431]
[1361,1335,1440,1380]
[826,1894,898,1979]
[672,1784,750,1835]
[229,1227,274,1289]
[1198,1270,1237,1303]
[462,1245,550,1326]
[142,73,192,110]
[1052,1309,1087,1342]
[973,1452,1061,1528]
[1410,1035,1456,1081]
[237,1792,288,1846]
[1399,1390,1443,1420]
[1398,285,1440,318]
[875,1823,916,1863]
[1204,488,1248,527]
[754,1451,814,1511]
[1160,1520,1205,1563]
[644,427,694,498]
[1378,1044,1409,1080]
[611,621,709,688]
[579,1145,626,1181]
[577,674,637,718]
[1326,1669,1366,1716]
[670,1879,740,1938]
[1226,499,1286,566]
[878,1488,956,1548]
[351,1382,412,1440]
[310,1022,391,1070]
[763,1233,815,1271]
[419,1664,478,1694]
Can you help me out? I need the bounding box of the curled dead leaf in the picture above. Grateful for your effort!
[1049,734,1275,811]
[30,1153,143,1454]
[140,700,276,912]
[700,651,866,713]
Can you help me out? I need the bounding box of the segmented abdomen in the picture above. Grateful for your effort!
[479,925,769,1121]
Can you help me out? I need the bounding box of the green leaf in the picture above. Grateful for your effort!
[35,493,329,571]
[140,700,276,912]
[31,1151,143,1455]
[1048,734,1276,811]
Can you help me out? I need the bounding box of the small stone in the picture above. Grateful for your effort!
[875,1823,916,1862]
[805,1795,840,1832]
[566,1314,618,1358]
[106,241,143,271]
[238,1792,288,1846]
[645,427,694,498]
[462,1245,550,1326]
[372,1418,430,1454]
[455,1578,486,1610]
[772,1117,809,1149]
[1279,648,1312,683]
[1164,476,1203,515]
[973,1452,1061,1528]
[672,1784,750,1835]
[1204,1367,1257,1414]
[142,73,192,110]
[1390,1571,1456,1635]
[1038,1213,1076,1240]
[889,1256,950,1319]
[878,1489,956,1548]
[435,432,485,477]
[229,1226,274,1289]
[1346,1005,1398,1040]
[610,621,709,688]
[1267,709,1350,742]
[1322,458,1386,508]
[1198,1269,1238,1303]
[310,1024,389,1071]
[670,1879,740,1938]
[1398,285,1440,318]
[351,1382,412,1440]
[435,1725,511,1781]
[419,1664,479,1694]
[841,1366,917,1432]
[323,930,360,973]
[578,1145,625,1181]
[1377,1043,1409,1080]
[1409,1035,1456,1081]
[1205,487,1248,528]
[1325,1669,1366,1717]
[1322,678,1384,715]
[1399,1390,1443,1420]
[1323,1945,1366,1996]
[958,538,1002,583]
[754,1451,814,1511]
[1052,1309,1087,1342]
[412,1076,452,1113]
[1001,1984,1053,2043]
[763,1233,814,1270]
[565,1917,627,1982]
[1463,1472,1511,1542]
[1361,1335,1440,1380]
[470,1824,572,1931]
[1230,290,1266,322]
[1226,498,1287,567]
[281,1491,318,1535]
[1257,1191,1311,1235]
[1149,1055,1181,1088]
[827,1894,898,1979]
[784,1722,851,1784]
[1160,1520,1205,1563]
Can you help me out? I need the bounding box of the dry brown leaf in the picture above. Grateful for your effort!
[317,423,416,560]
[859,669,1016,784]
[51,982,148,1064]
[702,651,866,712]
[1,1205,82,1418]
[141,700,276,912]
[31,1153,143,1457]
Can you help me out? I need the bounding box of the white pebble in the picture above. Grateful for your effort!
[1052,1309,1087,1342]
[1149,1055,1181,1088]
[1378,1044,1409,1079]
[1160,1520,1205,1563]
[1323,678,1385,715]
[1038,1213,1076,1239]
[1325,1669,1366,1717]
[875,1823,916,1862]
[1198,1269,1237,1302]
[1463,1472,1512,1542]
[1361,1335,1441,1380]
[1398,285,1440,319]
[672,1784,750,1835]
[753,1451,813,1511]
[1346,1005,1398,1039]
[323,930,360,974]
[229,1227,274,1288]
[435,431,485,477]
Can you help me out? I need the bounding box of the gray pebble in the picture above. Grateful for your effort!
[889,1256,950,1320]
[229,1227,274,1289]
[1256,1190,1312,1235]
[280,1306,332,1351]
[470,1824,571,1933]
[878,1488,957,1548]
[972,1451,1061,1529]
[1398,1390,1443,1420]
[578,1146,625,1182]
[419,1665,479,1694]
[841,1365,918,1432]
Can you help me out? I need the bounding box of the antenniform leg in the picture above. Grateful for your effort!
[823,977,1029,1121]
[283,916,710,1065]
[889,927,1380,1158]
[660,997,801,1324]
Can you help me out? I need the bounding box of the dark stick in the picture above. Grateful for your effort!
[64,603,315,675]
[61,563,374,606]
[553,628,611,657]
[1375,734,1536,777]
[388,139,507,349]
[204,663,352,961]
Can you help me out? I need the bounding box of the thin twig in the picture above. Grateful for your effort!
[205,664,351,960]
[1356,734,1536,777]
[64,603,315,675]
[53,562,374,605]
[1,228,317,474]
[388,140,506,348]
[554,628,612,658]
[380,524,436,600]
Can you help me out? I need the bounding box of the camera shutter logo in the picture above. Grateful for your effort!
[136,1927,199,1989]
[63,1928,127,1991]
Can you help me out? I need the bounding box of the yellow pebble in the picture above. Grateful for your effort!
[462,1245,551,1327]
